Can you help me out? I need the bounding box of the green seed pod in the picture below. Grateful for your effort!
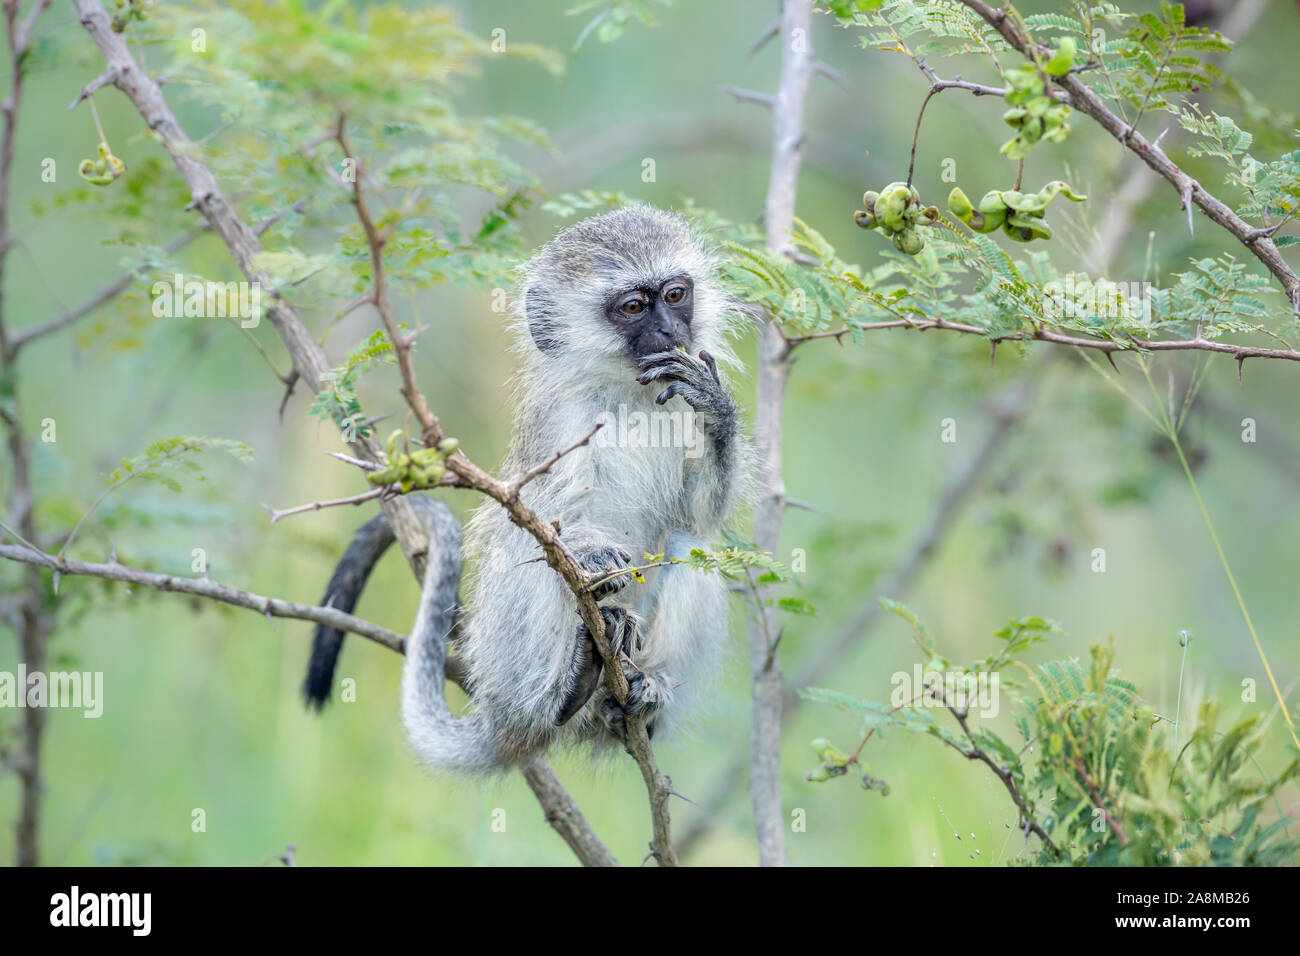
[947,186,975,220]
[969,190,1008,232]
[862,190,880,214]
[1000,137,1029,161]
[854,209,877,230]
[1037,180,1087,203]
[892,228,924,255]
[1045,104,1071,126]
[437,437,460,455]
[807,767,831,782]
[78,159,109,185]
[810,738,831,753]
[1002,220,1034,242]
[1003,213,1051,242]
[1045,36,1077,78]
[1005,66,1043,95]
[917,205,940,226]
[1003,107,1028,127]
[878,184,910,231]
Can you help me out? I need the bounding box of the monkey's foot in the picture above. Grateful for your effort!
[578,546,635,600]
[555,606,640,725]
[597,670,666,742]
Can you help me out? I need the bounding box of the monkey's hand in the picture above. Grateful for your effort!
[578,545,634,600]
[636,349,736,438]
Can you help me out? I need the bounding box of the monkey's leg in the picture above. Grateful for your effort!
[604,530,729,742]
[553,548,634,725]
[588,606,663,740]
[555,627,602,725]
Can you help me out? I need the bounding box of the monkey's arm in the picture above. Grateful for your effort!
[637,349,742,532]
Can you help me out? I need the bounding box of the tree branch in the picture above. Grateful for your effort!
[783,315,1300,369]
[520,758,620,866]
[9,222,205,355]
[0,541,408,655]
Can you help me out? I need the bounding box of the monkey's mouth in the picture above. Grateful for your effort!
[632,330,690,358]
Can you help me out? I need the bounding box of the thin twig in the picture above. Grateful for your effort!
[0,542,408,654]
[262,485,390,523]
[509,422,604,497]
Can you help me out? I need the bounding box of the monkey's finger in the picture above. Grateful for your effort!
[698,350,721,384]
[636,365,690,386]
[637,350,696,371]
[655,382,692,405]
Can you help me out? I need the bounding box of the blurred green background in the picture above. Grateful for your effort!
[1,0,1298,865]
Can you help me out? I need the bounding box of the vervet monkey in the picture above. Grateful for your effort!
[303,205,747,772]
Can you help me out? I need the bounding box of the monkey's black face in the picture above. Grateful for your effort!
[604,275,693,359]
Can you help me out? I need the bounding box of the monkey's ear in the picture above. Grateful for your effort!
[524,288,562,355]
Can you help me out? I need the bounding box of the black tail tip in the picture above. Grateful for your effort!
[302,626,345,713]
[301,674,333,712]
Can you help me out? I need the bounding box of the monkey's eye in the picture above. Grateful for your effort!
[619,294,648,317]
[663,284,685,304]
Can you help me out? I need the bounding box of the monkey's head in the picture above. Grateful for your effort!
[517,205,739,373]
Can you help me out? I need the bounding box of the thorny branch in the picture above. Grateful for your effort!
[783,315,1300,382]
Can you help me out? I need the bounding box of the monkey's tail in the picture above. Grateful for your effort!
[400,498,501,774]
[302,509,401,710]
